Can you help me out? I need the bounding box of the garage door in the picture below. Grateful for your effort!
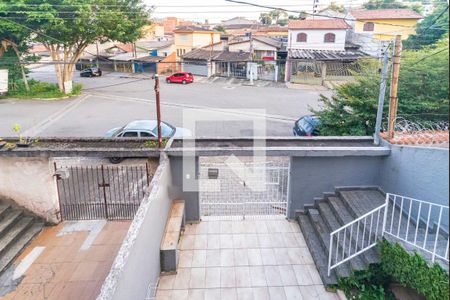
[183,62,209,77]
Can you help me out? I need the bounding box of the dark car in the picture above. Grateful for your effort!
[293,115,321,136]
[166,72,194,84]
[80,67,102,77]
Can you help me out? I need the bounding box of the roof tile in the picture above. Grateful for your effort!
[288,19,351,30]
[350,9,423,20]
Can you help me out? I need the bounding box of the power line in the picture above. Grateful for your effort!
[409,47,449,65]
[419,4,449,34]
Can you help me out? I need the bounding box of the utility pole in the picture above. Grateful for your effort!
[387,35,402,140]
[154,74,162,148]
[249,32,254,85]
[96,41,99,68]
[374,43,391,145]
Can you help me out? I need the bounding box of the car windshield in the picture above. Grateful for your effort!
[297,116,320,134]
[150,122,174,137]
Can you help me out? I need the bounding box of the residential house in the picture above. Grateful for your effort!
[136,40,177,74]
[173,26,221,59]
[254,25,289,39]
[219,17,261,36]
[286,19,366,85]
[348,9,423,40]
[141,22,165,40]
[228,36,282,60]
[163,17,196,34]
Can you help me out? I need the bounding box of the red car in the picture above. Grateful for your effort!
[166,72,194,84]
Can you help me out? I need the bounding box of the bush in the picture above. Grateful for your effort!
[2,80,82,99]
[338,239,449,300]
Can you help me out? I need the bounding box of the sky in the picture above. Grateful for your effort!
[145,0,366,23]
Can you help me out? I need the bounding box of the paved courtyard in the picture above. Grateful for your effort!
[156,219,339,300]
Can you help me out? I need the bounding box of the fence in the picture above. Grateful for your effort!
[328,193,449,276]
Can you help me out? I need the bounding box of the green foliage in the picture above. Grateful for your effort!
[404,3,449,50]
[364,0,409,10]
[214,25,227,33]
[1,80,82,99]
[338,264,395,300]
[380,240,449,300]
[312,38,449,136]
[260,9,288,25]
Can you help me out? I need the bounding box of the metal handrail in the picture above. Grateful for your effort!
[327,193,449,277]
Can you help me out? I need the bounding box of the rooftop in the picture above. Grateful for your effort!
[289,49,367,61]
[173,26,216,33]
[350,9,423,20]
[228,36,282,49]
[288,19,351,30]
[182,49,252,62]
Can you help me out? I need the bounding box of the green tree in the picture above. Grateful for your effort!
[364,0,408,10]
[214,25,227,33]
[276,19,288,26]
[14,0,150,93]
[269,9,288,24]
[327,2,346,13]
[404,3,449,49]
[312,37,449,136]
[259,12,272,25]
[0,0,33,91]
[288,12,307,20]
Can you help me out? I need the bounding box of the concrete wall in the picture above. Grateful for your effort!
[0,156,59,223]
[99,155,173,300]
[288,29,347,51]
[379,142,449,227]
[288,156,383,219]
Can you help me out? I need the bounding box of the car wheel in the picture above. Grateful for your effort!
[166,79,171,84]
[182,80,187,84]
[109,157,124,164]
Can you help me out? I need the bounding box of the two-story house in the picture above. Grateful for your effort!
[173,26,221,59]
[286,19,366,84]
[228,36,282,60]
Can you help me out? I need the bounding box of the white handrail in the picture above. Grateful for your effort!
[327,193,449,277]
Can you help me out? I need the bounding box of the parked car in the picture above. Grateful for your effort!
[105,120,191,163]
[166,72,194,84]
[80,67,102,77]
[293,115,321,136]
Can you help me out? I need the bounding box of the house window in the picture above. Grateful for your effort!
[363,22,375,32]
[296,33,307,42]
[324,33,336,43]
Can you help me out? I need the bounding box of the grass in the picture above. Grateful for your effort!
[0,80,82,100]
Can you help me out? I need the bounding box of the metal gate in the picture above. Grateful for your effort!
[54,163,150,220]
[199,159,290,219]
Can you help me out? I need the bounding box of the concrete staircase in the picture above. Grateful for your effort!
[297,187,449,286]
[0,200,44,275]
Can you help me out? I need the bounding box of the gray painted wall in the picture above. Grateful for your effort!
[379,142,449,227]
[98,155,173,300]
[288,156,383,219]
[169,156,200,222]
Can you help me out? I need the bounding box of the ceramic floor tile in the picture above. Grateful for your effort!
[194,235,208,250]
[220,249,235,267]
[196,222,209,234]
[173,268,191,289]
[292,265,314,286]
[171,289,189,300]
[234,266,251,288]
[220,222,233,234]
[179,250,194,268]
[299,248,314,264]
[274,248,291,265]
[155,289,172,300]
[283,286,303,300]
[188,289,205,300]
[180,235,195,250]
[233,235,246,249]
[252,287,270,300]
[271,234,286,248]
[233,249,249,266]
[207,221,221,234]
[206,249,221,267]
[282,233,300,248]
[254,221,269,234]
[158,275,176,290]
[287,248,304,265]
[183,224,197,235]
[237,287,254,300]
[260,248,277,266]
[247,248,263,266]
[315,284,340,300]
[189,268,206,289]
[264,266,283,287]
[207,235,221,250]
[232,222,245,234]
[191,250,207,268]
[221,288,237,300]
[257,234,273,248]
[268,287,287,300]
[205,267,221,289]
[299,285,319,299]
[204,288,221,300]
[220,267,236,288]
[249,266,267,287]
[244,234,259,248]
[307,264,323,285]
[220,234,234,249]
[278,265,298,286]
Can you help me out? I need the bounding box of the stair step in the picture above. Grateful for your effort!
[0,210,23,237]
[0,204,11,219]
[0,222,43,275]
[327,196,379,265]
[297,215,339,286]
[338,190,385,219]
[0,217,34,257]
[308,208,365,274]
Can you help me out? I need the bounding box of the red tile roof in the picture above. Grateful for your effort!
[115,43,134,53]
[350,9,423,20]
[288,19,351,30]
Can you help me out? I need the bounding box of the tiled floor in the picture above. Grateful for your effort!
[0,220,131,300]
[156,219,339,300]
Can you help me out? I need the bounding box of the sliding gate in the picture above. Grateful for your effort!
[199,159,290,219]
[54,163,150,220]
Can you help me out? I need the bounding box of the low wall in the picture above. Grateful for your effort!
[288,156,383,219]
[98,154,173,300]
[0,156,59,223]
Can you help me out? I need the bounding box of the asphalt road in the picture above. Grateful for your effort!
[0,66,331,137]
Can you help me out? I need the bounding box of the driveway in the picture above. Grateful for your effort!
[0,66,331,137]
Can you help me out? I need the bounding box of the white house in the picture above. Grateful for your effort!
[287,19,351,51]
[228,36,281,60]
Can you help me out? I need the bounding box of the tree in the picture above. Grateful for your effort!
[288,12,307,20]
[0,0,32,91]
[214,25,227,33]
[269,9,288,24]
[276,19,288,26]
[327,2,346,13]
[312,37,449,136]
[19,0,150,93]
[404,3,449,50]
[364,0,422,13]
[259,13,272,25]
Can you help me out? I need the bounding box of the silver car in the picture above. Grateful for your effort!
[106,120,191,163]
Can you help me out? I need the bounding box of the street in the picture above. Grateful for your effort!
[0,66,330,137]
